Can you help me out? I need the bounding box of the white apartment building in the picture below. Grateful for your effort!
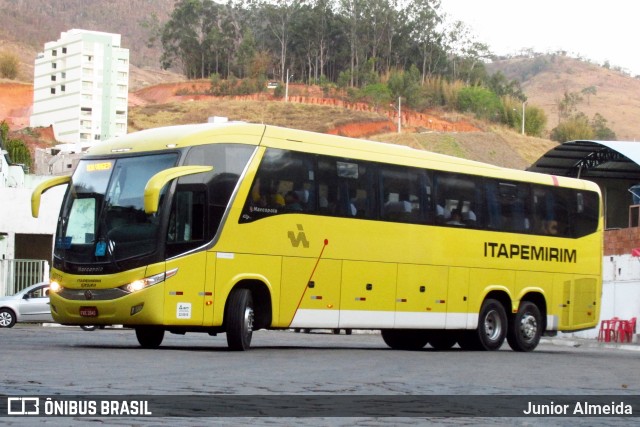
[30,29,129,147]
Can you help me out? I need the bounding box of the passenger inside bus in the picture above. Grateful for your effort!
[446,209,465,226]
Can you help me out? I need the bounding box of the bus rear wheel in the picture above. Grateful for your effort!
[226,288,254,351]
[507,302,542,352]
[381,329,429,350]
[135,327,164,349]
[460,299,507,351]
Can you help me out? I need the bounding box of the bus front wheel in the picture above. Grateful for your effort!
[381,329,429,350]
[135,327,164,349]
[507,302,542,352]
[226,288,254,351]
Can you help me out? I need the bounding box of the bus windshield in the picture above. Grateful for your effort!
[55,153,179,265]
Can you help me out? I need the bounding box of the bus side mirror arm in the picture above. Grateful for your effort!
[31,176,71,218]
[144,166,213,214]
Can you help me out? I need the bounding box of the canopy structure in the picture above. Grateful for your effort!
[528,140,640,181]
[528,140,640,229]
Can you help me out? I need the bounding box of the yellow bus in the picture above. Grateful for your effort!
[32,122,603,352]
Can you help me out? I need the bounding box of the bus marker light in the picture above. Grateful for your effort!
[206,301,213,306]
[327,304,333,308]
[131,304,144,315]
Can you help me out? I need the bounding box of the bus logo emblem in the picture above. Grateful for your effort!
[288,224,309,248]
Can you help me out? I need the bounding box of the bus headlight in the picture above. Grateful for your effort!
[118,268,178,294]
[50,281,62,293]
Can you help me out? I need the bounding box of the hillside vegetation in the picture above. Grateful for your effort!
[490,54,640,141]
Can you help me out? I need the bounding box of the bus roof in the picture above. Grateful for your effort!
[86,122,599,193]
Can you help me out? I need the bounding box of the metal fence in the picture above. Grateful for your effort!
[0,259,48,296]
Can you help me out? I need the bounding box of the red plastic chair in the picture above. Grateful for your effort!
[617,317,637,343]
[597,319,616,342]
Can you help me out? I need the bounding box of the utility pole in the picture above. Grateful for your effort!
[397,97,402,134]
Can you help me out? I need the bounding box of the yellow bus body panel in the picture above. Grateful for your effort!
[47,123,603,334]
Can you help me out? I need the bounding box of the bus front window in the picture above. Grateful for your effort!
[55,154,178,265]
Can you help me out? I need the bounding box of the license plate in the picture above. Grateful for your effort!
[79,306,98,317]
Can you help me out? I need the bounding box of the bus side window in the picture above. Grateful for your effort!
[317,157,375,219]
[380,166,423,223]
[532,186,569,237]
[241,148,316,222]
[166,186,206,258]
[485,180,528,232]
[435,172,479,227]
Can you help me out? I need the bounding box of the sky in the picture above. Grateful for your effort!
[440,0,639,75]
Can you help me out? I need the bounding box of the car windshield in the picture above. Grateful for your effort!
[54,153,178,264]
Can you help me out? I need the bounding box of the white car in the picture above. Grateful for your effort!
[0,282,53,328]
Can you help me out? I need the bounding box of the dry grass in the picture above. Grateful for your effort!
[129,99,387,133]
[372,126,557,169]
[129,98,557,169]
[495,55,640,141]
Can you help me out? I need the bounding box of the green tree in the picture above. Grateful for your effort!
[487,71,526,101]
[581,85,597,105]
[359,82,392,110]
[557,91,583,121]
[0,121,31,168]
[591,113,616,140]
[550,113,594,142]
[456,86,501,120]
[523,105,547,137]
[0,51,19,79]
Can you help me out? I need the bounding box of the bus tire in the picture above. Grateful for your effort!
[507,302,542,352]
[135,327,164,349]
[478,299,507,350]
[381,329,429,350]
[226,288,254,351]
[460,299,507,351]
[427,332,457,350]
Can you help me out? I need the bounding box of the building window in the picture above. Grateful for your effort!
[51,49,57,57]
[61,85,66,92]
[61,72,66,79]
[62,47,67,54]
[52,62,57,69]
[94,135,101,140]
[50,88,56,95]
[51,75,56,81]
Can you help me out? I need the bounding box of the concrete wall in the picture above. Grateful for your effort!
[0,176,66,261]
[566,254,640,340]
